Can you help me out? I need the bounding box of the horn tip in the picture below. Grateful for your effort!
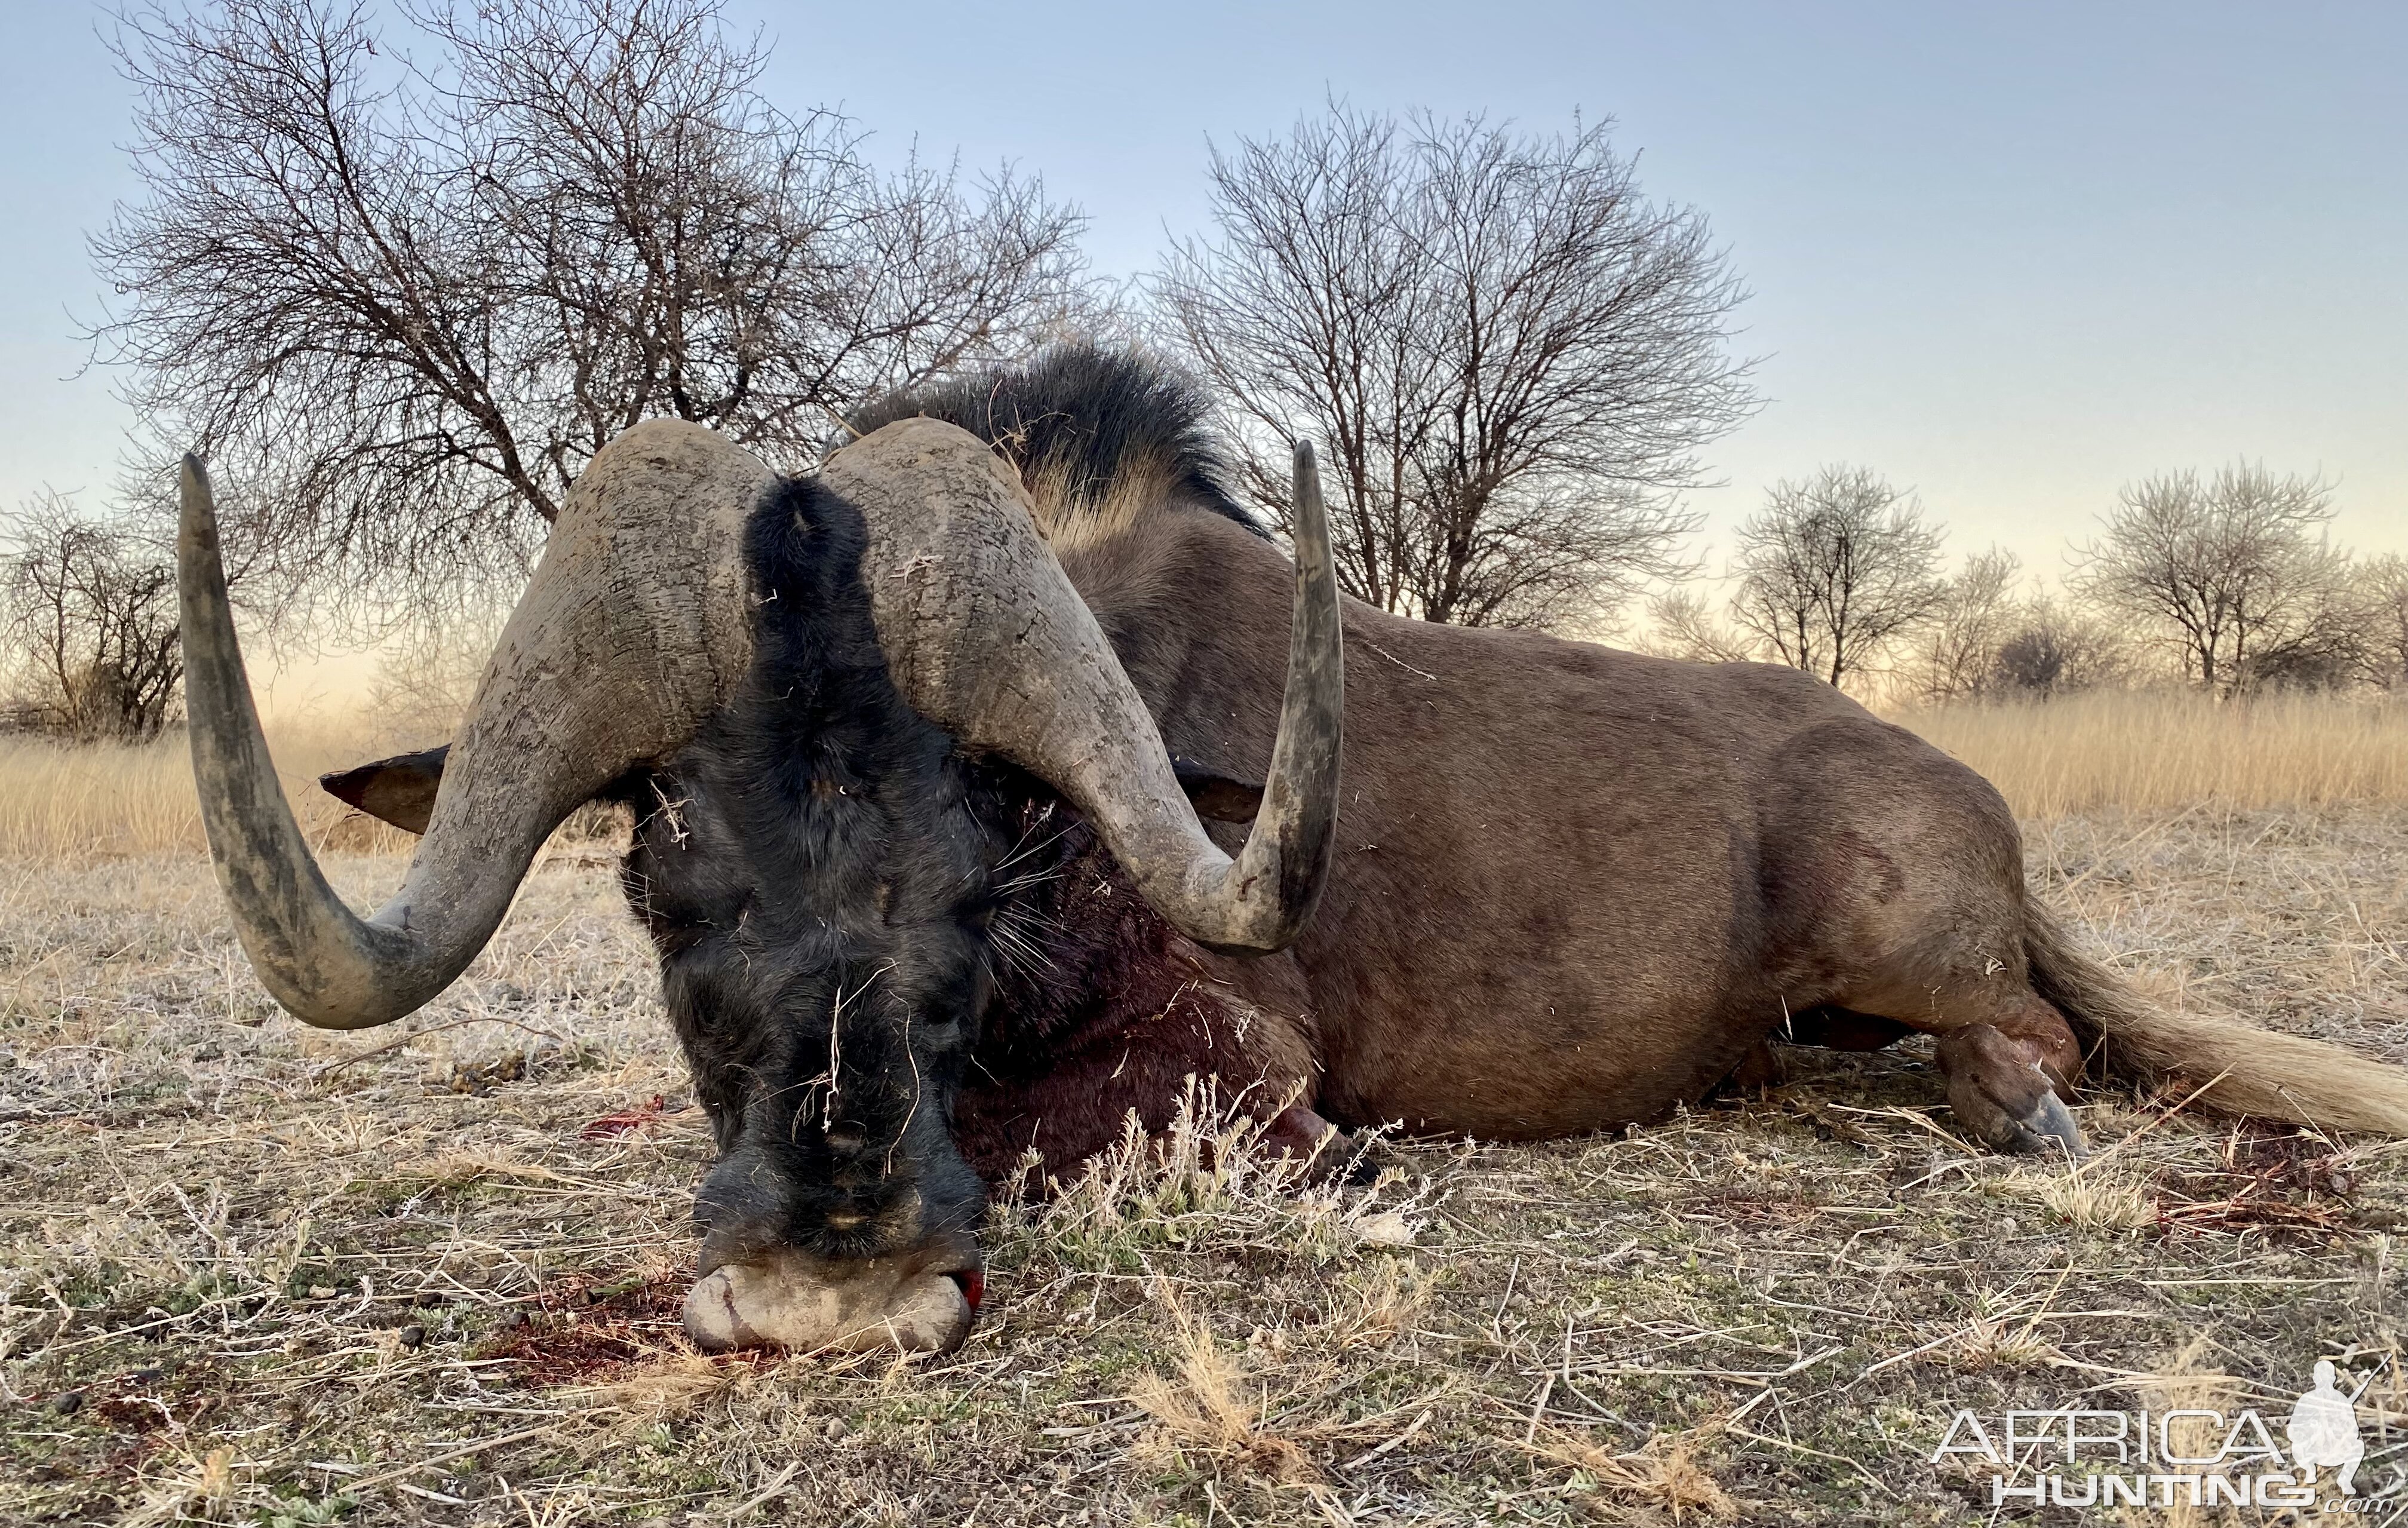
[180,453,213,510]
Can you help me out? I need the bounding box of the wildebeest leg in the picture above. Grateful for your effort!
[1726,1005,1915,1091]
[1813,953,2086,1154]
[1793,904,2088,1153]
[1849,985,2086,1156]
[1788,1006,1915,1052]
[1762,719,2089,1155]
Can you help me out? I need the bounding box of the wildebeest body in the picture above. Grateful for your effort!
[950,497,2011,1142]
[865,350,2086,1156]
[1074,520,2021,1137]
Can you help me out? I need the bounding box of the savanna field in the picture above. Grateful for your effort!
[6,692,2408,1526]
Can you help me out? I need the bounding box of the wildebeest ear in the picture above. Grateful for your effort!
[1171,757,1265,823]
[319,744,451,836]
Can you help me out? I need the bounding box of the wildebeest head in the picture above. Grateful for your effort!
[182,418,1343,1354]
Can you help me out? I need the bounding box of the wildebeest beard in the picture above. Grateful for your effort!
[619,473,1005,1280]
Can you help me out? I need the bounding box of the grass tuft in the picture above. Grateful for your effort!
[1132,1289,1325,1486]
[1528,1422,1738,1523]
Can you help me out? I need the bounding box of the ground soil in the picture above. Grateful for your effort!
[4,806,2406,1525]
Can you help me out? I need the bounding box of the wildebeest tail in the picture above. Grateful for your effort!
[2026,899,2408,1133]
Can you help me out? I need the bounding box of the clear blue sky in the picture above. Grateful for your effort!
[5,0,2403,588]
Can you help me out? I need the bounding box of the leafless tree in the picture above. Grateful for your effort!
[1154,105,1752,630]
[1909,546,2022,701]
[91,0,1089,618]
[1728,465,1945,689]
[2069,462,2359,697]
[2358,553,2408,689]
[1988,594,2133,699]
[1639,586,1758,664]
[2,495,184,740]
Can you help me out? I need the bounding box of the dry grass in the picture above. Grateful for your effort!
[1896,688,2408,817]
[0,723,420,860]
[7,695,2408,1521]
[9,686,2403,865]
[1525,1423,1738,1524]
[1129,1291,1325,1487]
[5,804,2405,1523]
[2118,1335,2240,1528]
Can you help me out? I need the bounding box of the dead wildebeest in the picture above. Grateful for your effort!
[179,410,1343,1355]
[200,348,2408,1355]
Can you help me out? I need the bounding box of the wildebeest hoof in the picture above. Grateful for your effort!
[1986,1088,2088,1159]
[1938,1028,2087,1159]
[683,1245,980,1355]
[1952,1069,2087,1158]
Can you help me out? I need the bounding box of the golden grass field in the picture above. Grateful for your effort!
[4,692,2407,1524]
[1900,690,2408,818]
[6,689,2403,858]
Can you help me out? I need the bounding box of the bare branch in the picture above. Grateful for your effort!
[1638,587,1758,664]
[2,493,184,740]
[1152,104,1750,630]
[1907,545,2022,701]
[2069,461,2357,696]
[89,0,1090,625]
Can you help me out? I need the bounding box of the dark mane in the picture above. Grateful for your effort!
[849,345,1266,539]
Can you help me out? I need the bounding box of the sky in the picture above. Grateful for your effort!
[2,0,2403,686]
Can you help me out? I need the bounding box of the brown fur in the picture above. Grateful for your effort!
[1014,495,2408,1143]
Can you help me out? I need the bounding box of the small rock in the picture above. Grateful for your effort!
[53,1390,82,1416]
[2329,1173,2354,1196]
[308,1284,337,1300]
[824,1417,849,1441]
[397,1324,425,1351]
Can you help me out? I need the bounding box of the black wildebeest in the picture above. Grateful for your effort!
[194,348,2408,1355]
[182,405,1343,1354]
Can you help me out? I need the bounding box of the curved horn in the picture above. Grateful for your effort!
[181,423,772,1027]
[825,421,1343,955]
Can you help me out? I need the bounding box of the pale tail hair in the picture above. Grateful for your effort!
[2026,901,2408,1134]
